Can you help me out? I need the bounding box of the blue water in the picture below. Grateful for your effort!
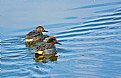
[0,0,121,78]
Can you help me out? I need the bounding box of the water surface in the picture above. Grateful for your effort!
[0,0,121,78]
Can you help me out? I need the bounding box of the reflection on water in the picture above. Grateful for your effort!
[34,54,58,63]
[1,0,121,78]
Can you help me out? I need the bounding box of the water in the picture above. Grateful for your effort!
[0,0,121,78]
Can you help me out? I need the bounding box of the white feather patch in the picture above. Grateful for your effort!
[35,51,44,54]
[25,39,33,42]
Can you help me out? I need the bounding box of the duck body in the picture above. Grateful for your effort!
[26,30,47,42]
[35,42,57,55]
[34,36,61,56]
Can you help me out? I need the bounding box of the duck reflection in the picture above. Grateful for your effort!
[34,53,58,63]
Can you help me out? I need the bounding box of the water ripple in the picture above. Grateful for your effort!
[72,1,121,9]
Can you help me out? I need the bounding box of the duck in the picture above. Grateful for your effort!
[34,36,61,56]
[34,36,61,63]
[25,26,48,46]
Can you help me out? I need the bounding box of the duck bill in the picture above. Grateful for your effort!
[56,42,62,45]
[43,30,48,32]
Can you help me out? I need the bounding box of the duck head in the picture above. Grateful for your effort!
[36,26,48,33]
[46,36,61,45]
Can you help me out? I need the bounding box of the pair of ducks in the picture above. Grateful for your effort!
[25,26,61,62]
